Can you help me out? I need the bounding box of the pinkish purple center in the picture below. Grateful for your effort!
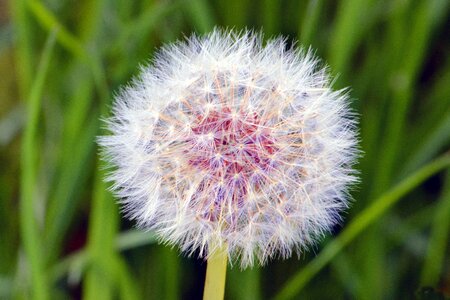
[185,107,278,219]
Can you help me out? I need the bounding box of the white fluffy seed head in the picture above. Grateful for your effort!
[99,29,359,268]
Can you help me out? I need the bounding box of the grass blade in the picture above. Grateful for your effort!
[83,172,118,300]
[298,0,324,46]
[20,30,57,300]
[420,169,450,286]
[183,0,215,33]
[26,0,109,100]
[11,0,34,97]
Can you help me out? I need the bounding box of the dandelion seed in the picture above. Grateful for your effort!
[99,29,359,269]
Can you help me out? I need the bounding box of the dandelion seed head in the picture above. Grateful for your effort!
[99,29,359,268]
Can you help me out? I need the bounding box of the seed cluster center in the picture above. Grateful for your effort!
[187,107,278,197]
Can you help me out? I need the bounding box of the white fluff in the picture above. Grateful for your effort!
[99,29,359,268]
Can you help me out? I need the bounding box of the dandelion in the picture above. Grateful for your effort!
[99,29,358,299]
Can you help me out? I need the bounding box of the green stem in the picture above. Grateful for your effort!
[203,244,228,300]
[274,153,450,300]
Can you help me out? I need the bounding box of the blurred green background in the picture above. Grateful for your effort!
[1,0,450,299]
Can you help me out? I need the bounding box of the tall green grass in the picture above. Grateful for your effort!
[2,0,449,299]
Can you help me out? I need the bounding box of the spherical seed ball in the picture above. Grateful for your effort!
[99,29,359,268]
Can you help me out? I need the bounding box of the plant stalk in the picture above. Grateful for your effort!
[203,244,228,300]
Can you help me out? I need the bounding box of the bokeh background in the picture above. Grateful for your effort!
[1,0,450,299]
